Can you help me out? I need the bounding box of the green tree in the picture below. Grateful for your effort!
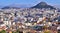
[44,30,50,33]
[43,26,48,29]
[12,31,19,33]
[15,31,19,33]
[12,31,15,33]
[0,30,6,33]
[58,31,60,33]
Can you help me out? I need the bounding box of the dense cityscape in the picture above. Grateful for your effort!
[0,7,60,33]
[0,0,60,33]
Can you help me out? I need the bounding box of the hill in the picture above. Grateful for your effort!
[31,2,56,9]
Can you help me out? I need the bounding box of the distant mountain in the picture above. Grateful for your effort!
[31,2,56,9]
[2,4,32,9]
[54,5,60,9]
[2,6,20,9]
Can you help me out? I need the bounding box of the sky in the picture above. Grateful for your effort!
[0,0,60,7]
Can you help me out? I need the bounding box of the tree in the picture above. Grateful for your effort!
[43,26,48,29]
[12,31,15,33]
[58,30,60,33]
[12,31,19,33]
[44,30,50,33]
[0,30,6,33]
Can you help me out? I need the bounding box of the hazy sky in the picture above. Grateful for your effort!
[0,0,60,6]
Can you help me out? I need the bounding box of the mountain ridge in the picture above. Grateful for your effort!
[1,4,32,9]
[1,2,58,9]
